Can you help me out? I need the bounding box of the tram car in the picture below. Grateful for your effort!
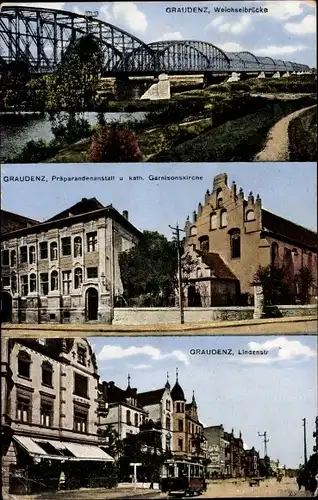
[161,475,207,498]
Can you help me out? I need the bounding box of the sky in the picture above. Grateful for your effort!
[88,334,318,468]
[1,162,317,238]
[2,1,316,67]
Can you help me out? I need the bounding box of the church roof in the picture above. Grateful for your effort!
[171,381,186,402]
[261,209,317,251]
[137,388,166,406]
[195,250,238,280]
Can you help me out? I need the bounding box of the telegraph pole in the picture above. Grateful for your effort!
[314,416,318,453]
[169,224,185,324]
[258,431,269,457]
[302,418,307,464]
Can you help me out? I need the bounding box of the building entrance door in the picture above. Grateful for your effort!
[86,288,98,321]
[0,291,12,322]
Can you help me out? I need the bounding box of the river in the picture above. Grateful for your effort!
[0,111,147,161]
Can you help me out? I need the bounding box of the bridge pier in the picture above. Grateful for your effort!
[257,71,266,79]
[140,73,170,100]
[282,71,290,78]
[203,73,227,87]
[272,71,281,79]
[227,72,240,83]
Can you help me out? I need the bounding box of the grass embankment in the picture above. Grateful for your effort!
[288,106,317,161]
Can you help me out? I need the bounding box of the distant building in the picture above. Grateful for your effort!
[1,337,113,495]
[243,447,260,477]
[0,198,141,324]
[184,173,317,305]
[224,429,245,477]
[204,425,228,478]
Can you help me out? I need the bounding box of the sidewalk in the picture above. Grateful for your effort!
[2,315,317,336]
[2,487,164,500]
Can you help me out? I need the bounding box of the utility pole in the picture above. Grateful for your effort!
[313,416,318,453]
[302,418,307,464]
[169,224,185,324]
[258,431,269,457]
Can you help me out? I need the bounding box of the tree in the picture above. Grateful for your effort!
[294,266,316,305]
[88,124,143,162]
[97,424,123,459]
[254,265,291,305]
[0,60,31,111]
[118,231,178,305]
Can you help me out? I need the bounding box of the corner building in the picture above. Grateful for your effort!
[184,173,317,303]
[0,198,140,324]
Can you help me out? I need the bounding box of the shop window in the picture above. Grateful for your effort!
[39,242,48,260]
[2,250,9,266]
[40,398,54,427]
[50,270,58,291]
[21,275,28,296]
[61,237,72,256]
[10,250,17,267]
[74,373,88,398]
[87,267,98,279]
[50,242,58,261]
[229,229,241,259]
[16,392,32,423]
[40,273,49,296]
[18,351,31,378]
[62,270,71,295]
[30,273,37,293]
[87,232,97,252]
[42,361,53,387]
[74,237,82,257]
[74,268,83,289]
[29,246,36,264]
[20,246,28,263]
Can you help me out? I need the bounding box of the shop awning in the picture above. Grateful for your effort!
[13,436,114,462]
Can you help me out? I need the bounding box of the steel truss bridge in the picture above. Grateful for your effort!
[0,6,311,75]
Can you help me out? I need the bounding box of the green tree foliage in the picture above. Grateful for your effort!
[254,265,291,305]
[88,124,143,162]
[118,231,178,306]
[0,60,31,111]
[294,266,316,304]
[97,423,123,459]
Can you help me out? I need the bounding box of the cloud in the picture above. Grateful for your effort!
[4,2,66,9]
[99,2,148,34]
[160,32,183,41]
[240,337,316,365]
[134,364,152,370]
[284,15,316,35]
[255,45,307,56]
[206,14,252,35]
[262,1,305,20]
[97,345,189,365]
[217,42,244,52]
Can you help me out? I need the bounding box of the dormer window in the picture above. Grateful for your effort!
[77,345,87,366]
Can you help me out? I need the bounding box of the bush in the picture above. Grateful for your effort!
[9,139,57,163]
[88,124,143,162]
[51,115,92,144]
[288,106,317,161]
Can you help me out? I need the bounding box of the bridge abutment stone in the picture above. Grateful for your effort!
[140,73,170,100]
[257,71,266,79]
[272,71,281,79]
[282,71,290,78]
[227,72,240,83]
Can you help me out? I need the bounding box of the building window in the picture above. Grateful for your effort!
[178,439,183,451]
[42,361,53,387]
[16,393,31,423]
[178,419,184,432]
[74,268,83,289]
[18,351,31,378]
[176,403,184,413]
[2,276,10,287]
[220,209,228,228]
[21,275,28,296]
[199,236,209,253]
[87,232,98,252]
[74,407,88,433]
[62,271,72,295]
[29,246,36,264]
[30,273,37,293]
[50,271,59,291]
[166,400,171,411]
[11,272,17,294]
[10,250,17,267]
[2,250,9,266]
[74,237,82,257]
[40,398,53,427]
[77,346,87,366]
[20,246,28,263]
[87,267,98,279]
[216,188,223,208]
[50,242,58,261]
[229,229,241,259]
[210,213,217,231]
[246,210,255,221]
[39,242,48,260]
[189,226,197,237]
[74,373,88,398]
[126,410,131,425]
[166,435,171,452]
[61,237,72,256]
[166,416,171,431]
[40,273,49,296]
[271,242,279,267]
[134,413,139,427]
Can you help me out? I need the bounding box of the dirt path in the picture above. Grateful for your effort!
[202,477,311,498]
[254,105,316,162]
